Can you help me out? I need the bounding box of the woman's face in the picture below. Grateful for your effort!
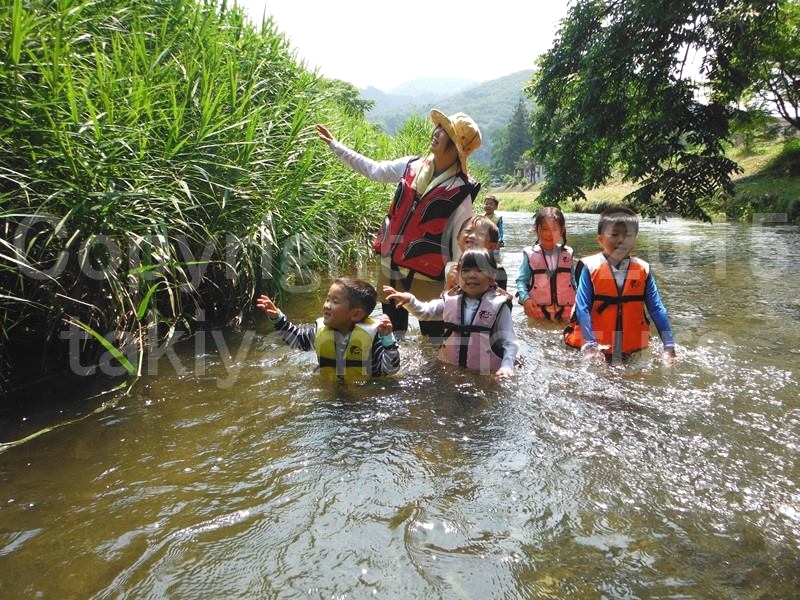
[430,126,454,156]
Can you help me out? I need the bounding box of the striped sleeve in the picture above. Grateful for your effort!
[371,335,400,376]
[273,316,316,351]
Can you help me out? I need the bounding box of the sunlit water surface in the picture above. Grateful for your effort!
[1,213,798,599]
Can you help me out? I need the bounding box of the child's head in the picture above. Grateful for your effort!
[533,206,567,250]
[323,278,376,331]
[483,195,499,215]
[456,248,498,297]
[457,215,499,252]
[596,206,639,262]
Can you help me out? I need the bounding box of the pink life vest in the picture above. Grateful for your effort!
[439,290,508,373]
[525,244,576,309]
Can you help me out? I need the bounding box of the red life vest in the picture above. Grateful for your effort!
[563,254,651,354]
[524,245,576,309]
[439,290,508,373]
[373,158,478,281]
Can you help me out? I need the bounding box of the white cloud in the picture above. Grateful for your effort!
[237,0,570,91]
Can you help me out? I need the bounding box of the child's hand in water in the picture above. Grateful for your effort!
[495,367,514,379]
[522,298,544,319]
[663,347,677,365]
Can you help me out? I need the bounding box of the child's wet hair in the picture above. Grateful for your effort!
[334,278,377,315]
[458,248,498,277]
[597,206,639,235]
[533,206,568,245]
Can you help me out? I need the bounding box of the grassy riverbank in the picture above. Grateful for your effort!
[0,0,407,403]
[490,139,800,223]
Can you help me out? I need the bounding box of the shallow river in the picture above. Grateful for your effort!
[1,212,798,599]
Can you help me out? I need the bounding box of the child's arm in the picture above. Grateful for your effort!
[255,294,281,319]
[255,294,315,351]
[494,304,519,378]
[574,266,602,351]
[515,256,544,317]
[382,286,444,320]
[644,274,676,356]
[371,314,400,376]
[515,255,532,302]
[497,216,504,247]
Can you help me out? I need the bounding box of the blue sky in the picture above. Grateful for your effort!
[237,0,571,92]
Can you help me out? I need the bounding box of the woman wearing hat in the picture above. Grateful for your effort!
[317,110,482,336]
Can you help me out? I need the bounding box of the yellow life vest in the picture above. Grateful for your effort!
[314,318,379,382]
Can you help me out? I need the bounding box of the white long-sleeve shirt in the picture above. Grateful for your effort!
[327,140,474,281]
[404,293,519,372]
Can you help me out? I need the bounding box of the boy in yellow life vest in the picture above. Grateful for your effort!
[563,207,677,363]
[256,278,400,382]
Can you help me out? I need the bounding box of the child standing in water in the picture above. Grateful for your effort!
[256,278,400,382]
[385,249,518,378]
[516,206,576,321]
[563,206,677,362]
[446,215,507,291]
[482,195,504,258]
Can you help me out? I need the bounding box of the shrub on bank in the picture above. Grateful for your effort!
[0,0,390,400]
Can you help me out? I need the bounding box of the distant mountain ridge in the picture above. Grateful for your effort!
[362,70,535,165]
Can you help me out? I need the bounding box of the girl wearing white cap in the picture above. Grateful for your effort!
[317,110,482,336]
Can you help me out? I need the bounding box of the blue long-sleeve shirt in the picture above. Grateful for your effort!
[574,255,675,351]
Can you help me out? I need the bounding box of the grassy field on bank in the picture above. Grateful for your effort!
[490,139,800,223]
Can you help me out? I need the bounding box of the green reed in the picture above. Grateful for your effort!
[0,0,400,397]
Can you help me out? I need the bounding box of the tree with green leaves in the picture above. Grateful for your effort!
[491,98,534,178]
[528,0,796,220]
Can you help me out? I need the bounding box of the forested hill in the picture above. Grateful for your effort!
[363,70,535,164]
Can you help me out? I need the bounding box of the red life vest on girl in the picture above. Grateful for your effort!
[373,158,478,281]
[439,290,508,373]
[563,254,651,354]
[524,244,576,309]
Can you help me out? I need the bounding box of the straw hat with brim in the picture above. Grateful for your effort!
[430,109,482,174]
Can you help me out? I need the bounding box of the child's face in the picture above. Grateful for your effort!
[458,222,493,252]
[321,283,362,332]
[458,265,494,298]
[536,218,563,250]
[483,198,498,214]
[598,222,637,263]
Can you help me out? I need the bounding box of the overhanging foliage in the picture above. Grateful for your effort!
[528,0,795,220]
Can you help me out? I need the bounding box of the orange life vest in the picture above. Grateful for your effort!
[563,254,651,354]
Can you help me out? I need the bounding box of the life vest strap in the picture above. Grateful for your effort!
[595,294,645,314]
[443,323,492,335]
[318,357,366,369]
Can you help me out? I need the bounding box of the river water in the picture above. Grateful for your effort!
[1,212,798,599]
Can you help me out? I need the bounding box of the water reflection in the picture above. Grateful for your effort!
[1,214,798,598]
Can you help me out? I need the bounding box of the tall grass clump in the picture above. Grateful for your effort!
[0,0,392,402]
